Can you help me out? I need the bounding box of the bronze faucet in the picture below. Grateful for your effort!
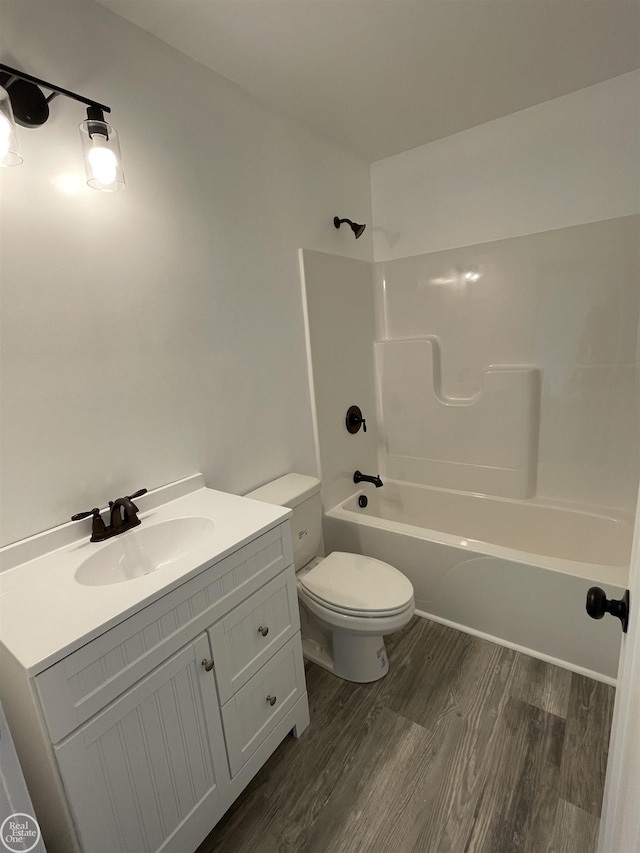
[109,495,142,533]
[353,471,383,488]
[72,488,148,542]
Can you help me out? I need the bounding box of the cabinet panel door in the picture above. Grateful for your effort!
[221,635,305,777]
[55,635,229,853]
[210,566,300,704]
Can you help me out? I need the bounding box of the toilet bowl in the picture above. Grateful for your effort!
[246,474,415,683]
[296,551,414,681]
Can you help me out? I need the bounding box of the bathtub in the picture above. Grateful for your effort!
[323,480,633,682]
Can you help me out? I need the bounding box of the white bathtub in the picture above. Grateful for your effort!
[324,481,633,681]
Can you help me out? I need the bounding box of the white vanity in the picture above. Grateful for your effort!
[0,475,310,853]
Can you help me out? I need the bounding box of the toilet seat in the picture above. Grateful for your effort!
[298,551,414,617]
[300,586,413,618]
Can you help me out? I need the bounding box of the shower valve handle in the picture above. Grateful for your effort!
[346,405,367,434]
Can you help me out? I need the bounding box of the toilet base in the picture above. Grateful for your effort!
[333,630,389,682]
[301,637,335,674]
[302,631,389,683]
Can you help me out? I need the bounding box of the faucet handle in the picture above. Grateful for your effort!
[71,507,108,542]
[124,488,147,513]
[71,507,101,521]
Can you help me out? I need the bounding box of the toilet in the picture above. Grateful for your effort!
[246,474,415,683]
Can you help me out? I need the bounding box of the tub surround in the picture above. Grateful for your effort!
[372,217,640,515]
[377,338,541,498]
[300,216,640,519]
[299,250,379,513]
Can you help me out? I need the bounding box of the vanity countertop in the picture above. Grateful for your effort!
[0,475,289,675]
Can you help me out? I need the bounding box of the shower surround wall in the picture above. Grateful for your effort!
[376,336,541,498]
[371,71,640,515]
[300,250,378,513]
[374,217,640,510]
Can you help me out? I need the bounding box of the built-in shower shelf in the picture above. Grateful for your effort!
[375,337,541,498]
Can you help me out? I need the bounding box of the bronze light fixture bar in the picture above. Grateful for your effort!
[0,63,111,125]
[0,62,124,191]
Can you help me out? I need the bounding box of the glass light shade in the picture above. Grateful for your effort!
[0,85,22,167]
[78,118,125,191]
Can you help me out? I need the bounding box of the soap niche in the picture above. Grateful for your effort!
[375,336,541,499]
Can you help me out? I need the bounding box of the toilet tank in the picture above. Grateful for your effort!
[245,474,322,571]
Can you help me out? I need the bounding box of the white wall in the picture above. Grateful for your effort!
[371,71,640,262]
[0,0,372,546]
[370,73,640,513]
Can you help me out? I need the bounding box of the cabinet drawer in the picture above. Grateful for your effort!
[210,566,300,704]
[220,635,305,777]
[37,524,292,743]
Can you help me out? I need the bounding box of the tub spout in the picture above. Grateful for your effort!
[354,470,383,488]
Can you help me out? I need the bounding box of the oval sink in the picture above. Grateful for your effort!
[75,517,216,586]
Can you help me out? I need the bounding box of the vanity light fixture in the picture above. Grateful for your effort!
[334,216,366,239]
[0,63,125,191]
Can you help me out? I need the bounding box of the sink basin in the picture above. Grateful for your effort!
[75,517,216,586]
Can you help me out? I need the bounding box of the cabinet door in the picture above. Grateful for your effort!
[55,634,229,853]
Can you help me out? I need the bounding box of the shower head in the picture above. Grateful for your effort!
[334,216,366,239]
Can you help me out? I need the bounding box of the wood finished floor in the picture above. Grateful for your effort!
[196,617,614,853]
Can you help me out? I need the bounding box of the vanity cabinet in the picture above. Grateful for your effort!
[2,515,309,853]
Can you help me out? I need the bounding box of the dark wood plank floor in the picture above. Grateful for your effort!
[197,617,614,853]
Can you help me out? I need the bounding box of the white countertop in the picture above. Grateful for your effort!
[0,476,289,675]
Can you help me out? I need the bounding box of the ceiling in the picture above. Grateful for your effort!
[97,0,640,162]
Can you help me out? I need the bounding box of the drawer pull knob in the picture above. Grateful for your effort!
[201,658,214,672]
[258,625,269,637]
[266,694,277,707]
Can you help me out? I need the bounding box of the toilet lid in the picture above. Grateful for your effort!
[299,551,414,614]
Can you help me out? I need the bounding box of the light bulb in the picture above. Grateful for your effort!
[88,139,117,186]
[79,116,124,191]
